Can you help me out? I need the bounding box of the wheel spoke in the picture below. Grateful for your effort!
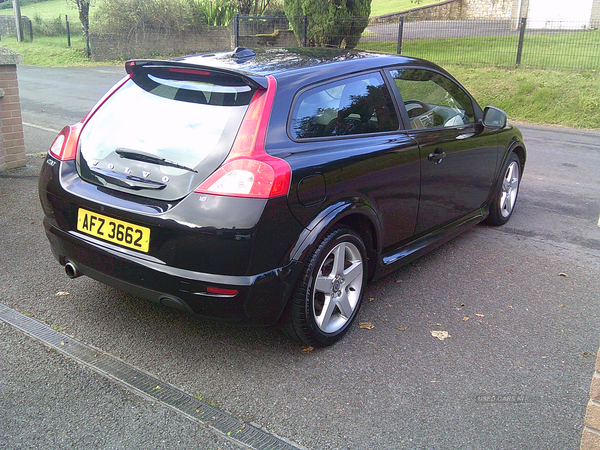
[316,294,336,329]
[505,192,514,212]
[343,259,363,286]
[336,292,354,319]
[314,274,333,295]
[500,191,509,211]
[505,164,514,182]
[330,244,345,277]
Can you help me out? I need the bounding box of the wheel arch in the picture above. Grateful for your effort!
[289,200,381,282]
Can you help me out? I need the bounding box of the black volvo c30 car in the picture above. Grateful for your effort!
[39,47,526,346]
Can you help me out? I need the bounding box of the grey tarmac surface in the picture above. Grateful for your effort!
[1,65,600,449]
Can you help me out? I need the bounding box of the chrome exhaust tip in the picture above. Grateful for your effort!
[64,261,82,279]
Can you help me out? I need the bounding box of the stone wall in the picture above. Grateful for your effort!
[90,26,298,62]
[371,0,518,22]
[0,15,31,38]
[238,29,299,48]
[371,0,462,23]
[581,345,600,450]
[90,27,233,62]
[461,0,514,19]
[0,48,25,172]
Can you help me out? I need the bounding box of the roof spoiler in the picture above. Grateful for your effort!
[124,58,268,90]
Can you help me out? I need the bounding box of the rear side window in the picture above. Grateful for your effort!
[290,72,399,139]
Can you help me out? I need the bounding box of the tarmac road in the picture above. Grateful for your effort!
[1,65,599,449]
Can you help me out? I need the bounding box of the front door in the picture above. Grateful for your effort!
[388,68,500,235]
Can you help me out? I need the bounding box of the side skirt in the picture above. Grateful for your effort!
[374,209,485,281]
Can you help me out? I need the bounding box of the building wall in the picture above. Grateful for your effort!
[590,0,600,22]
[0,49,25,173]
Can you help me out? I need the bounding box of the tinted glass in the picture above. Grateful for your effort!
[390,69,475,130]
[77,69,256,201]
[80,71,254,172]
[290,72,399,139]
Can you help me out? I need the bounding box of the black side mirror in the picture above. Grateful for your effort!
[482,106,508,129]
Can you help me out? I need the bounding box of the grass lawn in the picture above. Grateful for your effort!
[0,35,112,66]
[357,29,600,71]
[449,66,600,130]
[0,0,444,21]
[370,0,443,17]
[0,0,83,23]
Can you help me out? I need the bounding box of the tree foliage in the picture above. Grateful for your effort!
[284,0,371,49]
[93,0,241,34]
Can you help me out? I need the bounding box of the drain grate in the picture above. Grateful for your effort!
[0,303,304,450]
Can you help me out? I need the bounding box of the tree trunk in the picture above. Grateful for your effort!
[77,0,91,57]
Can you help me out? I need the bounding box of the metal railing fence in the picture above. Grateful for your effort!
[235,15,600,71]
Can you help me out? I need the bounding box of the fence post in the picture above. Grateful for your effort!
[233,14,239,48]
[28,18,32,42]
[302,16,307,47]
[397,16,405,55]
[65,15,71,47]
[515,17,526,68]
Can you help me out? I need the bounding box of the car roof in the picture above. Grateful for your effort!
[172,47,442,81]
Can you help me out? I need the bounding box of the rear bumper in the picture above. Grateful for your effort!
[44,217,303,326]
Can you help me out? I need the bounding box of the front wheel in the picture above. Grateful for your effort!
[285,226,367,347]
[486,153,522,226]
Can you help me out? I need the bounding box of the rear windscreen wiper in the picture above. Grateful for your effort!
[115,148,198,173]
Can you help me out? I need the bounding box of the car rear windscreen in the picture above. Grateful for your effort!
[77,67,256,201]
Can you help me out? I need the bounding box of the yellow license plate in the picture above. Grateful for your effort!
[77,208,150,253]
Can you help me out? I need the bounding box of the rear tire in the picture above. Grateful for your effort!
[284,226,367,347]
[486,153,521,226]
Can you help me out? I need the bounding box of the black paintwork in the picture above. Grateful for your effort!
[39,48,526,325]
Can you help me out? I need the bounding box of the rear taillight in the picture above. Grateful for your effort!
[194,75,291,199]
[48,124,82,161]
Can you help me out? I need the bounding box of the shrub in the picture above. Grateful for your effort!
[284,0,371,49]
[92,0,206,34]
[193,0,235,26]
[32,14,67,37]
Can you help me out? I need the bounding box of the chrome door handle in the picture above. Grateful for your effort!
[428,148,446,164]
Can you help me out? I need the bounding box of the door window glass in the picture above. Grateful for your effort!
[390,69,475,130]
[290,72,399,139]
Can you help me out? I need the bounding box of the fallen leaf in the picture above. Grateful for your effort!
[395,279,402,283]
[508,305,514,309]
[558,273,568,277]
[396,326,407,331]
[475,313,485,317]
[430,330,450,341]
[60,341,65,346]
[368,297,375,302]
[462,317,469,321]
[56,292,70,296]
[460,303,465,307]
[302,346,314,352]
[359,322,374,330]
